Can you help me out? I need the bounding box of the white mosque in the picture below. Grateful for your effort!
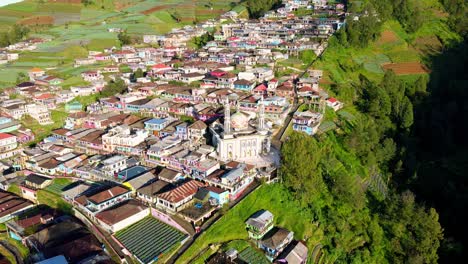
[210,98,271,162]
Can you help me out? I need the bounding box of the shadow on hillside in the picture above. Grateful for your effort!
[405,38,468,263]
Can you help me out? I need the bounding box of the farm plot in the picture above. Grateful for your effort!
[115,217,187,264]
[377,30,399,44]
[382,62,429,75]
[238,246,269,264]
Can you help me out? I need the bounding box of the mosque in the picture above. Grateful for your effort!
[210,98,271,162]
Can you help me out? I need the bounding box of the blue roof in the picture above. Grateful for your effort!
[36,255,68,264]
[117,165,148,180]
[145,118,167,125]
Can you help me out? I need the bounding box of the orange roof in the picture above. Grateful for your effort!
[30,67,44,73]
[35,93,55,100]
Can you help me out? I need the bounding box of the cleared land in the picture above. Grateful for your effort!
[382,62,429,75]
[115,217,187,264]
[378,30,399,44]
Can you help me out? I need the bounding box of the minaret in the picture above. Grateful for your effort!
[224,97,231,135]
[258,97,265,131]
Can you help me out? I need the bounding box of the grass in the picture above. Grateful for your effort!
[7,183,21,196]
[0,243,15,263]
[45,178,73,195]
[176,184,323,264]
[37,189,73,215]
[0,232,30,259]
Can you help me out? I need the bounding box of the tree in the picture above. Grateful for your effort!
[299,50,316,65]
[117,31,131,46]
[134,68,144,79]
[381,191,443,264]
[16,72,29,84]
[100,78,127,97]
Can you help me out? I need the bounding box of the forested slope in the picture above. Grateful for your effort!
[280,0,466,262]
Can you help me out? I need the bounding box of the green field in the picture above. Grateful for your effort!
[176,184,323,264]
[115,216,187,264]
[0,0,242,88]
[45,178,74,195]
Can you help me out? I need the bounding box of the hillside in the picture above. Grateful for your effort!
[0,0,241,89]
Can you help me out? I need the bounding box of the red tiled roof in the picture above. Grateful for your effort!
[327,97,337,103]
[87,186,130,204]
[35,93,55,100]
[0,133,14,140]
[158,180,205,203]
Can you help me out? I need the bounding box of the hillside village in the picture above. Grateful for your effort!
[0,1,347,263]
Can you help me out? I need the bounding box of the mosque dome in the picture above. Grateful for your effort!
[231,111,249,131]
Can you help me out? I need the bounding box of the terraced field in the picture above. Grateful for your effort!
[115,217,187,263]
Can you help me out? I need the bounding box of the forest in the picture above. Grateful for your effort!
[279,0,467,262]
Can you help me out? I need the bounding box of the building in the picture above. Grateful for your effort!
[136,180,173,205]
[326,97,343,111]
[0,191,35,223]
[102,125,149,154]
[20,174,52,201]
[157,180,205,213]
[74,185,132,215]
[277,240,309,264]
[95,199,149,233]
[292,110,323,135]
[260,227,294,261]
[246,210,274,240]
[0,133,18,159]
[210,99,271,162]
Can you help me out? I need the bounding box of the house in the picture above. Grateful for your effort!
[20,174,52,201]
[0,133,18,159]
[144,118,171,136]
[74,185,132,215]
[275,84,295,99]
[292,110,323,135]
[198,186,229,205]
[81,70,103,82]
[246,210,274,240]
[178,73,205,84]
[276,240,308,264]
[122,171,155,192]
[28,67,45,80]
[157,168,183,183]
[233,79,256,92]
[25,220,106,263]
[188,120,207,143]
[157,180,205,213]
[116,165,147,182]
[6,210,56,241]
[0,191,35,223]
[74,57,96,67]
[326,97,343,111]
[70,86,99,97]
[95,199,149,233]
[65,101,83,113]
[61,183,92,201]
[260,227,294,261]
[136,180,173,205]
[102,125,149,154]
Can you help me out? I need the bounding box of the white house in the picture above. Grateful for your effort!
[95,200,149,233]
[326,97,343,111]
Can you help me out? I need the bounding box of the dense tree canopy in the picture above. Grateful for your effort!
[0,24,29,48]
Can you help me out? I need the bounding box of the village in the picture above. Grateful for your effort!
[0,1,346,263]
